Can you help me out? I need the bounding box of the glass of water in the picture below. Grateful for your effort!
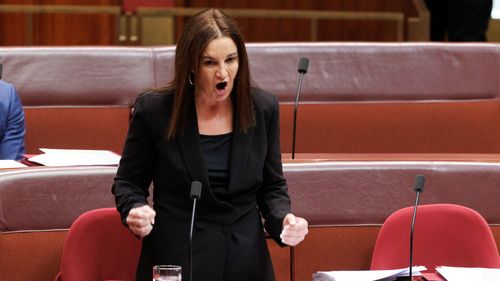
[152,265,182,281]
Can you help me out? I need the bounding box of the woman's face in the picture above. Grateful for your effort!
[195,36,239,105]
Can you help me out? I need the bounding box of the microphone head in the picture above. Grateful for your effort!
[298,57,309,74]
[190,181,202,200]
[414,175,426,193]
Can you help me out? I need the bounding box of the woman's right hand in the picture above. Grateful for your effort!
[126,205,156,237]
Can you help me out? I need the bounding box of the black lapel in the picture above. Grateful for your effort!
[228,115,254,192]
[178,103,209,187]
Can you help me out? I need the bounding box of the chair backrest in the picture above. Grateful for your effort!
[370,204,500,271]
[56,208,141,281]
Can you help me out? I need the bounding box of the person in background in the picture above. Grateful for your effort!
[112,8,308,281]
[0,79,25,160]
[425,0,493,41]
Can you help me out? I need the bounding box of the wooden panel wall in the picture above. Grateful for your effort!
[0,0,118,46]
[0,0,32,46]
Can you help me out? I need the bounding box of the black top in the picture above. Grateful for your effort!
[200,132,232,200]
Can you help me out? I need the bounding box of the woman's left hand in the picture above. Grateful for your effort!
[280,213,309,246]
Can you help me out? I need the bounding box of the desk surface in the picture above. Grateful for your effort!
[282,153,500,163]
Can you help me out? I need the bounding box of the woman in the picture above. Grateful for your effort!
[112,8,308,281]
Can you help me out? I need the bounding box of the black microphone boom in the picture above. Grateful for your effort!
[409,175,425,280]
[189,181,202,281]
[291,57,309,160]
[290,58,309,281]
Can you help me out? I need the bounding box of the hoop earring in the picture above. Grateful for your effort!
[189,72,195,86]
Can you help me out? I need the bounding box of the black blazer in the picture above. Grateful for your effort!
[113,88,291,281]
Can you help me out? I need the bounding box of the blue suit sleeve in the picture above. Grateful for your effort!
[0,82,26,160]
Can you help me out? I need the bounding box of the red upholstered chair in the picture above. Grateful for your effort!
[371,204,500,271]
[55,208,142,281]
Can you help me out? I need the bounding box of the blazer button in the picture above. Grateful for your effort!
[222,225,232,234]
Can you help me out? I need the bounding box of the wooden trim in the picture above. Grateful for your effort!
[310,18,318,41]
[407,0,430,41]
[136,7,404,21]
[0,4,120,15]
[25,13,33,45]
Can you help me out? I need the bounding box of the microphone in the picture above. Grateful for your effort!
[0,64,3,79]
[409,175,425,280]
[189,181,202,281]
[291,57,309,160]
[290,57,309,281]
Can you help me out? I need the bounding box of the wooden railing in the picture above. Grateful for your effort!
[0,4,427,45]
[137,7,405,44]
[137,8,404,41]
[407,0,430,41]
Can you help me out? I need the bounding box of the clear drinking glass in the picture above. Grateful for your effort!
[152,265,182,281]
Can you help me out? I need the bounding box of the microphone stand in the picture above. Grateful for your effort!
[409,175,425,280]
[189,181,202,281]
[409,191,420,279]
[189,198,197,281]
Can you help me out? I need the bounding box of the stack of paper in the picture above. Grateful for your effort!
[435,266,500,281]
[0,160,28,169]
[313,266,426,281]
[27,148,121,167]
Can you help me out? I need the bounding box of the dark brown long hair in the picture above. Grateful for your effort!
[154,8,255,139]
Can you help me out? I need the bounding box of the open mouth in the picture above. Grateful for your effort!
[216,82,227,90]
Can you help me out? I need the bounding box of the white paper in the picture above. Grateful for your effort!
[436,266,500,281]
[27,148,121,166]
[0,160,28,169]
[312,266,426,281]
